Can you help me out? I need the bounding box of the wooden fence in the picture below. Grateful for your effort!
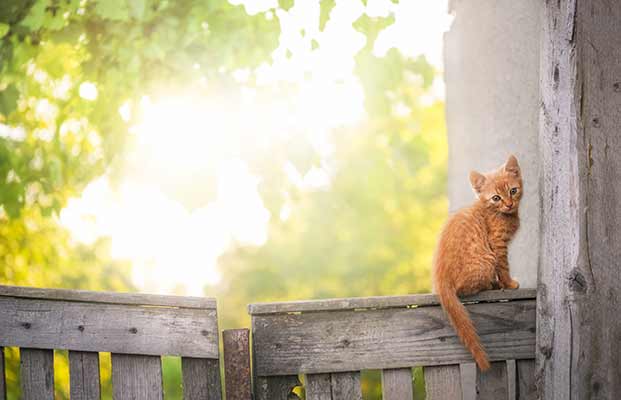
[0,285,536,399]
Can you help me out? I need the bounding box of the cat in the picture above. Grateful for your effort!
[432,154,522,371]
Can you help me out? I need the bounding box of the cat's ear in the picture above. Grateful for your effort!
[504,154,521,177]
[469,171,486,194]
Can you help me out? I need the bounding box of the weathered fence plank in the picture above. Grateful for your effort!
[477,361,507,400]
[539,0,621,398]
[254,376,300,400]
[305,374,332,400]
[381,368,413,400]
[249,289,536,314]
[0,284,215,309]
[330,372,361,400]
[252,299,535,375]
[20,348,54,400]
[111,354,163,400]
[181,357,222,400]
[223,329,251,400]
[424,365,461,400]
[460,363,477,400]
[0,347,5,400]
[0,296,218,358]
[69,351,101,400]
[506,360,516,400]
[516,359,535,400]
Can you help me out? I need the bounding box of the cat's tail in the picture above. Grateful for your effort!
[437,282,490,371]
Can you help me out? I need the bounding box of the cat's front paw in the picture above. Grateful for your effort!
[504,279,520,290]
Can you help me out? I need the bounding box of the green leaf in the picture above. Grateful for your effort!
[94,0,130,21]
[319,0,335,31]
[20,0,49,31]
[0,23,9,38]
[279,0,294,11]
[0,84,19,117]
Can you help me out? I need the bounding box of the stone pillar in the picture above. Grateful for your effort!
[444,0,541,288]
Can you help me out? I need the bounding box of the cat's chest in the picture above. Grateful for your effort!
[486,216,519,241]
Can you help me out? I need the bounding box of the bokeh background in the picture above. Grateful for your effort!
[0,0,451,398]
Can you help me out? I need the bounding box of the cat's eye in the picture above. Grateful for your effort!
[510,187,518,195]
[492,195,501,202]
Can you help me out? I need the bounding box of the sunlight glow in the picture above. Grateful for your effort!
[60,0,450,296]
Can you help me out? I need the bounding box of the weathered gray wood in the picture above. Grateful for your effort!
[20,348,54,400]
[477,361,507,400]
[330,372,361,400]
[254,376,301,400]
[506,360,516,400]
[0,296,218,358]
[381,368,413,400]
[181,358,222,400]
[69,351,101,400]
[0,347,5,400]
[305,374,331,400]
[0,284,215,309]
[539,0,621,398]
[249,289,536,314]
[424,365,461,400]
[223,329,251,400]
[111,354,163,400]
[460,363,477,400]
[252,299,535,375]
[516,359,535,400]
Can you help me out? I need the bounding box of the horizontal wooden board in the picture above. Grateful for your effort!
[0,285,215,309]
[248,289,536,315]
[252,299,535,375]
[0,296,218,358]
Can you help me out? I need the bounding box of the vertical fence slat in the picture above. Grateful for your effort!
[506,360,517,400]
[460,363,477,400]
[330,371,362,400]
[306,373,332,400]
[476,361,508,400]
[20,348,54,400]
[381,368,413,400]
[424,365,461,400]
[223,329,251,400]
[111,354,163,400]
[182,358,221,400]
[254,376,301,400]
[69,351,101,400]
[516,359,536,400]
[0,347,6,400]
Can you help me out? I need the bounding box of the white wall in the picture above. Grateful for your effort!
[444,0,541,288]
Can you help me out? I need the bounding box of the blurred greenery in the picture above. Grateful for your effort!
[0,0,446,399]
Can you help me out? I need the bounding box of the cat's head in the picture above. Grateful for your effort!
[469,155,523,215]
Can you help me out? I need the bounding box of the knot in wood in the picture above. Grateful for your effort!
[78,325,85,332]
[21,322,31,329]
[129,327,138,334]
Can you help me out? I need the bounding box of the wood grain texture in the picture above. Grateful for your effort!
[0,347,5,400]
[223,329,251,400]
[0,284,215,309]
[20,348,54,400]
[181,358,222,400]
[249,289,536,314]
[506,360,516,400]
[330,372,361,400]
[516,359,535,400]
[477,361,507,400]
[305,374,331,400]
[381,368,413,400]
[69,351,101,400]
[252,299,535,375]
[254,375,301,400]
[0,296,218,358]
[424,365,461,400]
[460,363,477,400]
[539,0,621,398]
[111,354,163,400]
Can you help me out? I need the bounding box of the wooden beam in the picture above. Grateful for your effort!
[539,0,621,398]
[69,351,101,400]
[0,296,218,358]
[252,299,535,375]
[222,329,251,400]
[249,289,536,315]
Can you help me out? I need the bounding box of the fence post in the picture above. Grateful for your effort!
[223,329,252,400]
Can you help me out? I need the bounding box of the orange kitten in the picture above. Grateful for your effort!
[433,155,522,371]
